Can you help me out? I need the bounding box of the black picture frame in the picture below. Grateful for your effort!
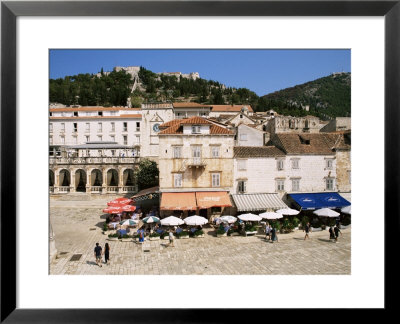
[1,0,398,322]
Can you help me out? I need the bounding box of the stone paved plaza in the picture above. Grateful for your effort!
[50,197,351,275]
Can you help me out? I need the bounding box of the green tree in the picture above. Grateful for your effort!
[135,159,159,190]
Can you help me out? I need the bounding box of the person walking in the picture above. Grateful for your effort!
[265,223,272,241]
[138,230,144,243]
[271,226,278,243]
[104,243,110,265]
[169,230,175,247]
[334,225,342,242]
[304,222,311,240]
[329,226,335,242]
[94,242,102,267]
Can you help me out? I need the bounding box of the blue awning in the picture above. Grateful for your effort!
[288,193,351,210]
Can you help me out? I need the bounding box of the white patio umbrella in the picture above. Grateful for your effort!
[219,215,237,224]
[238,213,262,222]
[313,208,340,217]
[184,215,208,226]
[160,216,184,226]
[259,212,283,220]
[341,206,351,214]
[142,216,160,224]
[276,208,300,215]
[119,219,139,226]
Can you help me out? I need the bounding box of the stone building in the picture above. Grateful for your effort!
[320,117,351,132]
[157,116,234,219]
[236,123,266,147]
[172,102,212,119]
[209,105,254,118]
[49,106,142,147]
[265,115,320,135]
[49,142,139,194]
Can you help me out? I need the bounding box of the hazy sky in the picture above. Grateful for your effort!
[50,49,350,96]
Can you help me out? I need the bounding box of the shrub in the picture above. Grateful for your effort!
[301,216,309,227]
[149,232,160,238]
[245,224,257,232]
[122,234,131,239]
[194,230,204,236]
[178,231,189,237]
[292,217,300,228]
[160,232,169,239]
[270,220,281,230]
[312,218,322,228]
[216,228,226,235]
[342,216,351,226]
[281,218,295,233]
[108,233,119,238]
[103,223,108,231]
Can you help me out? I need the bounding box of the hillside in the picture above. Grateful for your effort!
[260,72,351,119]
[49,66,259,109]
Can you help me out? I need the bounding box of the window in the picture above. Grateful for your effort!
[238,180,246,193]
[240,114,243,119]
[110,111,116,116]
[85,135,90,143]
[192,146,201,163]
[211,146,220,158]
[276,179,285,191]
[277,159,284,170]
[111,150,115,157]
[73,123,78,133]
[110,135,115,142]
[135,135,140,144]
[192,125,201,134]
[292,179,300,191]
[74,136,78,144]
[238,160,247,171]
[85,123,90,132]
[173,146,182,158]
[123,136,128,145]
[111,122,115,132]
[291,159,299,169]
[326,178,334,190]
[212,173,220,187]
[98,135,102,141]
[61,123,65,132]
[98,122,102,133]
[60,135,65,144]
[49,123,53,132]
[98,150,102,156]
[123,122,128,132]
[136,122,140,131]
[326,159,334,170]
[74,111,78,117]
[240,133,247,141]
[49,112,52,117]
[174,174,182,187]
[98,111,103,116]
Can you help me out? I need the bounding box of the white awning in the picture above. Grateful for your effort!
[231,193,288,212]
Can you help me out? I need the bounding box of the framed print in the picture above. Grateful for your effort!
[1,0,398,322]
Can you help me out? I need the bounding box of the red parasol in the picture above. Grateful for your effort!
[121,205,136,212]
[107,197,133,206]
[103,206,123,214]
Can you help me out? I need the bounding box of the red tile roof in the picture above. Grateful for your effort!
[234,146,285,158]
[158,117,233,135]
[273,133,336,155]
[49,114,142,120]
[211,105,254,112]
[173,102,212,108]
[49,107,140,112]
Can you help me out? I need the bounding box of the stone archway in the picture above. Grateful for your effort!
[91,169,102,186]
[123,169,135,186]
[49,170,54,187]
[107,169,119,186]
[59,169,70,187]
[75,169,87,192]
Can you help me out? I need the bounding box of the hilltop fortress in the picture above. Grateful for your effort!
[96,66,200,81]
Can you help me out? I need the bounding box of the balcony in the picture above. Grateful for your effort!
[49,156,140,165]
[187,158,206,168]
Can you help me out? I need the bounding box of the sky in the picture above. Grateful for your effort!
[50,49,350,96]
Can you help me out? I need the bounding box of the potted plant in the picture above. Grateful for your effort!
[102,222,108,235]
[244,223,258,236]
[177,231,189,239]
[107,233,119,241]
[149,232,161,241]
[160,232,170,240]
[280,218,295,234]
[193,229,205,238]
[216,228,227,237]
[121,234,133,242]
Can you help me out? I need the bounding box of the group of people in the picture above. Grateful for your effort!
[264,223,278,243]
[264,221,343,243]
[93,242,111,267]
